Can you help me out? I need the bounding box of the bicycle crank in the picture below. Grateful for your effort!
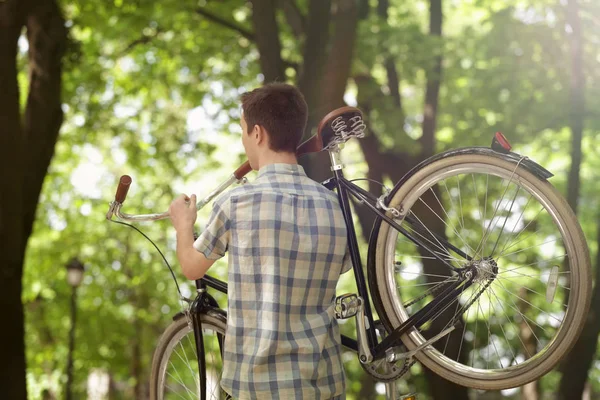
[362,325,456,382]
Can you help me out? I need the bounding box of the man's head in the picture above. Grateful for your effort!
[240,83,308,169]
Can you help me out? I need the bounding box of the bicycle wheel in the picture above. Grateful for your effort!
[150,310,228,400]
[369,153,591,390]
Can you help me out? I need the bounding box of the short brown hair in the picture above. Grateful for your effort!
[241,83,308,153]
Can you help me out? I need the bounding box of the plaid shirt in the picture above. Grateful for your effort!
[194,163,348,399]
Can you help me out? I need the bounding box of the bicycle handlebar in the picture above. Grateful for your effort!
[108,132,325,222]
[115,175,133,203]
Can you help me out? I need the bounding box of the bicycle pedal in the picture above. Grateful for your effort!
[334,293,360,319]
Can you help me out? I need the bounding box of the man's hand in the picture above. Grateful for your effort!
[169,194,198,232]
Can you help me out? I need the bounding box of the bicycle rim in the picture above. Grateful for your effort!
[152,313,227,400]
[373,155,590,389]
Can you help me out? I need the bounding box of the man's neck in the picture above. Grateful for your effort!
[256,151,298,170]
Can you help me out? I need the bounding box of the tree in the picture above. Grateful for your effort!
[19,0,600,398]
[0,0,67,398]
[558,0,597,397]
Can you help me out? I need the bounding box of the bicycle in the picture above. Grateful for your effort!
[106,106,592,400]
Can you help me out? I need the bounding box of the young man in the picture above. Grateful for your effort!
[169,83,349,399]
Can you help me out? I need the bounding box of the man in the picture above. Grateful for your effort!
[169,83,349,399]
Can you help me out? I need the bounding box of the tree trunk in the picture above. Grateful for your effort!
[558,212,600,399]
[0,2,28,399]
[565,0,585,215]
[296,0,332,180]
[249,0,285,82]
[420,0,442,159]
[557,0,595,398]
[303,0,359,182]
[0,0,67,398]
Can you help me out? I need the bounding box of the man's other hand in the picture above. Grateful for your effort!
[169,194,197,232]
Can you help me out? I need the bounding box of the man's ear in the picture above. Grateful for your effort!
[254,125,268,146]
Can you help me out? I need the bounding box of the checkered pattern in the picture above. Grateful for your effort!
[194,163,349,400]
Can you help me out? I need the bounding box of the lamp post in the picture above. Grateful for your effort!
[65,258,84,400]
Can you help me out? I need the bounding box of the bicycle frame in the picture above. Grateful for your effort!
[177,153,474,366]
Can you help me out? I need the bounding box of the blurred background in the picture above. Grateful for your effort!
[2,0,600,398]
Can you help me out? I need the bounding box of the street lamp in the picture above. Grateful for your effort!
[65,258,84,400]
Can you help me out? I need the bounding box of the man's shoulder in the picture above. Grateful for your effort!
[298,176,340,203]
[217,176,340,205]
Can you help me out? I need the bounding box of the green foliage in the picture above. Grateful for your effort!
[22,0,600,398]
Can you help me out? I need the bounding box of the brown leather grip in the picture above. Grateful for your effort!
[115,175,132,203]
[233,161,252,180]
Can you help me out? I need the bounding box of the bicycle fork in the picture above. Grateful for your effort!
[190,291,208,400]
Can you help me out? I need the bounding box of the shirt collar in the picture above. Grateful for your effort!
[257,163,306,178]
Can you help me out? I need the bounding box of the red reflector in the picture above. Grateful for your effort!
[494,132,512,151]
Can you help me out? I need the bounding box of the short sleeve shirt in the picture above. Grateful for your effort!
[194,163,349,400]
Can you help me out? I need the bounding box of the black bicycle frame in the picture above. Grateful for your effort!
[193,168,472,367]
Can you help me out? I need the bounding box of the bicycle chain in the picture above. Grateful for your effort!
[363,274,495,382]
[361,354,416,382]
[403,276,458,308]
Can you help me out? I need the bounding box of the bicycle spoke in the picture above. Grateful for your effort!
[456,176,465,230]
[499,253,568,274]
[165,383,194,400]
[491,185,521,257]
[497,193,534,254]
[498,207,545,257]
[408,211,464,264]
[470,293,481,367]
[183,333,201,395]
[474,178,514,259]
[501,238,560,259]
[394,268,460,280]
[486,286,530,360]
[422,188,474,254]
[491,281,556,334]
[167,366,197,400]
[171,345,199,398]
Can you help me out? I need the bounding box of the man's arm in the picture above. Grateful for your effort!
[169,193,216,280]
[176,229,216,280]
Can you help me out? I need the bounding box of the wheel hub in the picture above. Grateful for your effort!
[470,257,498,282]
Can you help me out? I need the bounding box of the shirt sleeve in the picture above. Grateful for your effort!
[193,196,231,260]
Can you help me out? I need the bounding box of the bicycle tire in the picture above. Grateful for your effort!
[150,310,228,400]
[369,153,591,390]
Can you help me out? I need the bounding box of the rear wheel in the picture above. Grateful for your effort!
[370,154,591,390]
[150,311,228,400]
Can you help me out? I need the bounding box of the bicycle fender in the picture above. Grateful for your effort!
[387,147,552,205]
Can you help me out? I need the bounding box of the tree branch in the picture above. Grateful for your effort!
[117,27,162,57]
[196,7,255,41]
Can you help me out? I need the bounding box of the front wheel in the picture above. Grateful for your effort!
[369,154,591,390]
[150,311,228,400]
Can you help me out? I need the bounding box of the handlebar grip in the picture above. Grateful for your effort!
[234,161,252,180]
[115,175,132,204]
